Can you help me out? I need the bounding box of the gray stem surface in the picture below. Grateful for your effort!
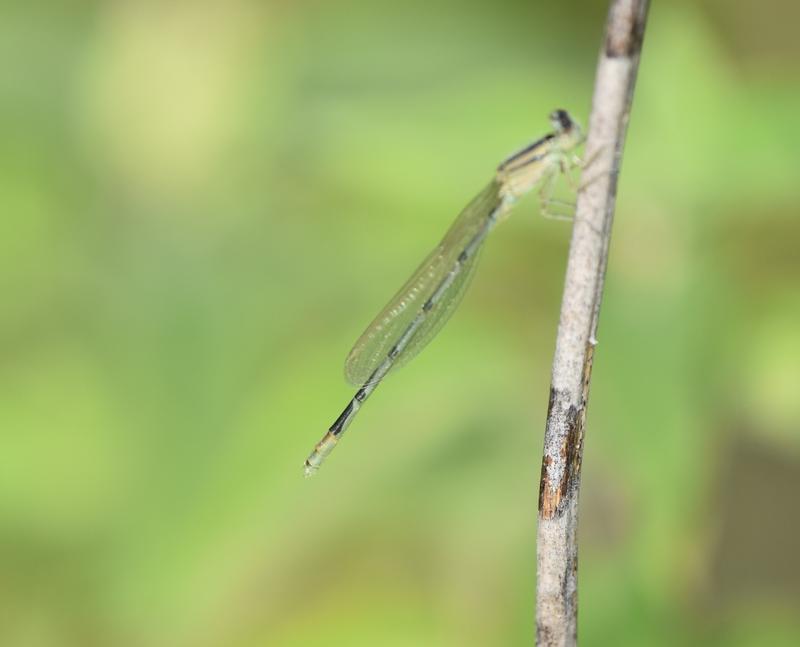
[535,1,650,645]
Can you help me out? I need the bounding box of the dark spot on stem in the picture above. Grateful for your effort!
[539,389,587,519]
[605,0,649,58]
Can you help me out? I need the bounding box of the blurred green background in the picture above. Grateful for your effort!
[1,1,799,645]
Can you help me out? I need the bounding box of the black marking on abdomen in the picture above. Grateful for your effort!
[330,401,355,435]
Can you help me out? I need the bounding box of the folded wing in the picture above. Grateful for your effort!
[344,180,502,386]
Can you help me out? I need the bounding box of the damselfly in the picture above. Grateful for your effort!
[304,110,585,476]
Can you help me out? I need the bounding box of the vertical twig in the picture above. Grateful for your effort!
[535,1,650,645]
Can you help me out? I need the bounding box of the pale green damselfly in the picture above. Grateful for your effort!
[304,110,585,476]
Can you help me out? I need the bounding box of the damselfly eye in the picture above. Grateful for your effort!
[550,109,573,132]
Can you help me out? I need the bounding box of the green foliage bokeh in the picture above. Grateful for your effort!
[1,1,798,645]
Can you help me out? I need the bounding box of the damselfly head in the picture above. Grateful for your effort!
[550,109,585,151]
[550,109,574,133]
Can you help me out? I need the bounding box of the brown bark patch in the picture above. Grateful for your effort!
[539,402,583,519]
